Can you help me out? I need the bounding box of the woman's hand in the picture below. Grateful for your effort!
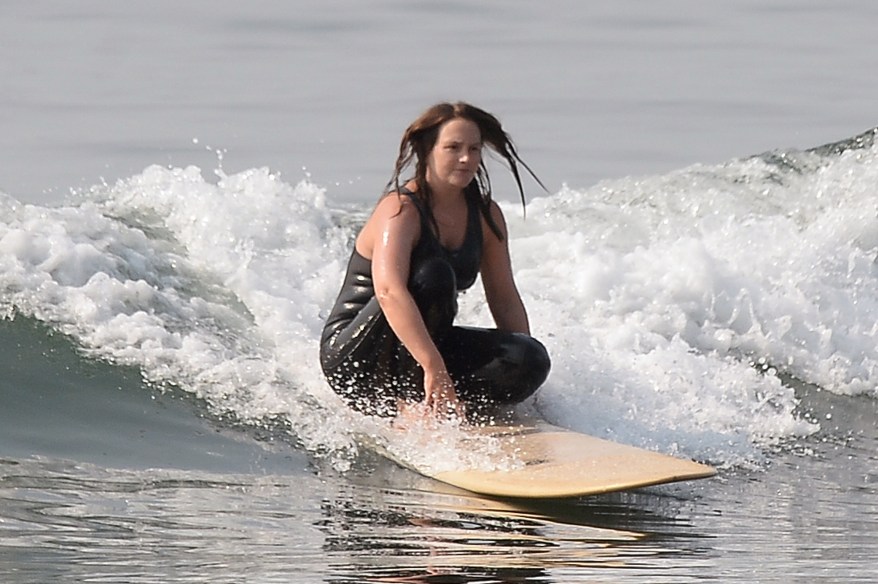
[423,366,466,420]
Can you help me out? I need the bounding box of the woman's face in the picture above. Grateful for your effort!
[426,118,482,193]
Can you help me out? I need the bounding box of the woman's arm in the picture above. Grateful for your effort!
[480,202,531,335]
[362,196,463,417]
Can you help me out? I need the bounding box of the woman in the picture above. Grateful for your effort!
[320,102,550,420]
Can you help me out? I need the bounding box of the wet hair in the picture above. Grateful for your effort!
[386,102,546,240]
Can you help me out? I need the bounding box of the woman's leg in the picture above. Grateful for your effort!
[320,256,458,416]
[440,326,551,411]
[320,295,401,415]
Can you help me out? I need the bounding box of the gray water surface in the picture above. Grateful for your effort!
[3,1,877,204]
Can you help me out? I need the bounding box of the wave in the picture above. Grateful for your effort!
[1,129,876,470]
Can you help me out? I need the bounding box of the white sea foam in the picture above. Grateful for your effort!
[1,140,875,470]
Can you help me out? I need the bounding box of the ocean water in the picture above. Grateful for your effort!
[2,1,877,582]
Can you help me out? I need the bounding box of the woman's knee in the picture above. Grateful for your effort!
[454,331,551,405]
[528,335,551,379]
[409,257,457,334]
[409,257,456,301]
[510,334,551,395]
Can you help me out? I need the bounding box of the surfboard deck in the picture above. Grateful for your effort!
[367,418,716,499]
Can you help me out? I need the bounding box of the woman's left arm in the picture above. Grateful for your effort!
[480,202,531,335]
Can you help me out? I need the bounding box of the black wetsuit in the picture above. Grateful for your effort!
[319,186,550,417]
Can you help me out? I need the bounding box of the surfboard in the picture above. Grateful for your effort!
[367,418,716,499]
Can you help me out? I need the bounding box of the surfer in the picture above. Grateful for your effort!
[319,102,550,420]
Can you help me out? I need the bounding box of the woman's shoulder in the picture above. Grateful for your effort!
[486,198,504,217]
[479,199,509,236]
[372,191,423,221]
[356,192,423,257]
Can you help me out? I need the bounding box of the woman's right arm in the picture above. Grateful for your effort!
[362,197,463,417]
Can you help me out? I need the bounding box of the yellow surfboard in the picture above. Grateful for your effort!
[371,419,716,499]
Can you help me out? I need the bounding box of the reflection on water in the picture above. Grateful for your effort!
[318,452,716,583]
[2,453,717,584]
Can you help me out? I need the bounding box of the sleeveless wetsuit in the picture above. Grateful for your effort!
[319,186,550,417]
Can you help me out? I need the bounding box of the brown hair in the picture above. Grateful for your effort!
[386,102,546,240]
